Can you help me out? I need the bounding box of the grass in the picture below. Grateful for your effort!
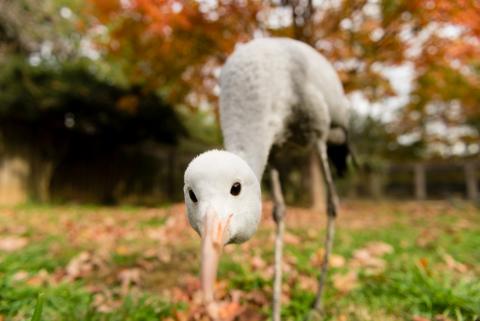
[0,201,478,320]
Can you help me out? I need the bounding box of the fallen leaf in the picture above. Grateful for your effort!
[443,254,468,273]
[330,254,346,268]
[351,249,386,271]
[284,232,300,245]
[65,251,106,280]
[115,245,130,255]
[333,271,358,294]
[298,275,317,291]
[0,236,27,252]
[12,270,29,282]
[118,268,141,295]
[245,290,268,305]
[217,301,244,321]
[416,229,439,248]
[418,257,429,270]
[337,315,348,321]
[26,269,51,286]
[250,255,266,269]
[310,250,345,268]
[364,241,393,256]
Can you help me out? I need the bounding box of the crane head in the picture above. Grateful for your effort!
[184,150,262,304]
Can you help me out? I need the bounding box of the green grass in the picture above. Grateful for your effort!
[0,279,182,321]
[0,201,478,320]
[277,218,480,321]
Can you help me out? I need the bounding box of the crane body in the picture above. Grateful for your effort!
[220,38,350,178]
[184,38,352,321]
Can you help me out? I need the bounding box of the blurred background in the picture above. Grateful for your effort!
[0,1,479,320]
[0,0,479,206]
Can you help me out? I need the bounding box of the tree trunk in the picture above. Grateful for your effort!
[369,172,383,199]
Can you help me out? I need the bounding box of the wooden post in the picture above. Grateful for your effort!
[369,173,383,199]
[414,163,426,200]
[464,162,478,201]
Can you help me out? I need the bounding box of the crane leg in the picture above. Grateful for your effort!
[270,168,286,321]
[307,141,339,321]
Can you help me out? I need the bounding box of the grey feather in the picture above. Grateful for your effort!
[219,37,351,179]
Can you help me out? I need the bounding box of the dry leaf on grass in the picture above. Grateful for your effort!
[349,241,393,273]
[26,269,53,287]
[310,249,345,268]
[118,268,141,295]
[336,314,348,321]
[250,255,266,269]
[416,228,439,248]
[237,306,264,321]
[114,245,130,255]
[298,275,317,291]
[245,290,268,305]
[12,270,29,282]
[351,249,386,271]
[418,257,429,270]
[65,251,106,280]
[0,236,27,252]
[333,271,358,294]
[93,292,121,313]
[284,232,300,245]
[330,254,346,268]
[217,301,244,321]
[442,254,468,273]
[364,241,393,256]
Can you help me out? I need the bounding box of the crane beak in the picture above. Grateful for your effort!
[201,207,232,303]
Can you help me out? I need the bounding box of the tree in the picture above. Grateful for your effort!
[84,1,479,156]
[0,57,185,202]
[85,0,263,106]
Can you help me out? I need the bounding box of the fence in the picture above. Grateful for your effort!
[0,141,478,205]
[345,160,479,201]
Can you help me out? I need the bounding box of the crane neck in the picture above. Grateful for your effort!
[227,145,269,181]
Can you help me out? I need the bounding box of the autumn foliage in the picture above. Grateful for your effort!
[84,0,479,157]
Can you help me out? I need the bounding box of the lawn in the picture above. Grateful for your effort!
[0,201,478,321]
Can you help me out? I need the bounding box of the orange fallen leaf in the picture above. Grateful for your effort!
[418,257,429,270]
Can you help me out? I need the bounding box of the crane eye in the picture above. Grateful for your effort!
[188,189,198,203]
[230,182,241,196]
